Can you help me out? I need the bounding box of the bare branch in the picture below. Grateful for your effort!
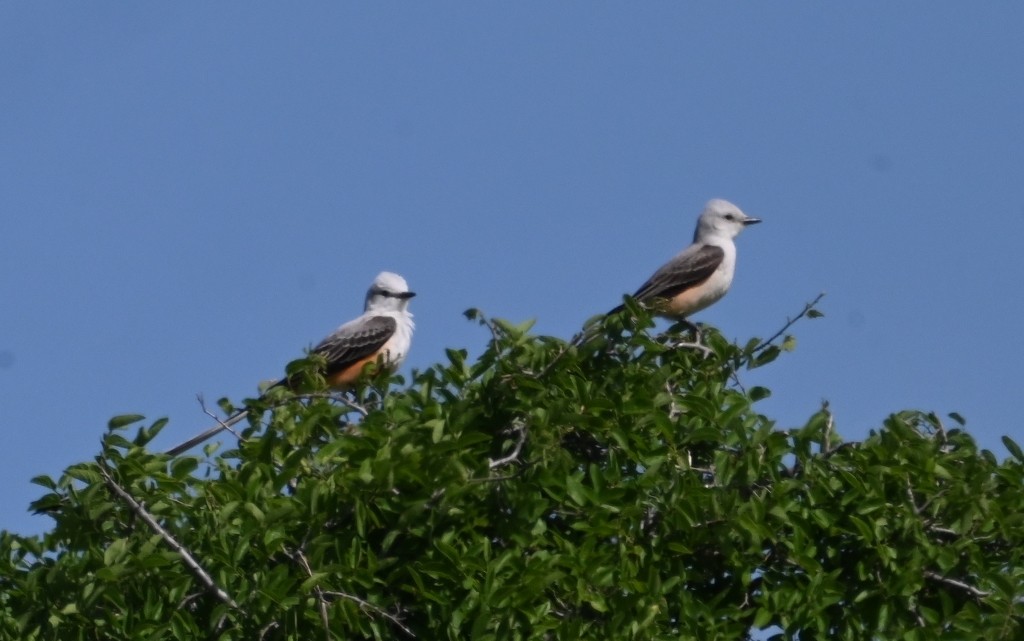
[320,591,416,638]
[932,413,947,440]
[290,392,371,417]
[821,402,834,454]
[729,369,747,394]
[258,622,280,641]
[482,317,503,346]
[198,394,245,438]
[285,546,416,639]
[923,570,991,599]
[667,340,713,357]
[912,608,926,627]
[753,292,826,354]
[489,421,528,469]
[292,549,331,641]
[906,476,924,515]
[531,339,576,380]
[97,461,240,610]
[664,381,682,421]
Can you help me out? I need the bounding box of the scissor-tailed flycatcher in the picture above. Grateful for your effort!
[611,199,760,319]
[165,271,415,456]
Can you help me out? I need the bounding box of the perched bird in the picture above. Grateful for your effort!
[165,271,415,456]
[611,199,760,319]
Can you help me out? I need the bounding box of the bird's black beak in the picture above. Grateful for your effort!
[743,217,762,226]
[397,291,417,299]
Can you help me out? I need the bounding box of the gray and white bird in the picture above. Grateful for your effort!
[165,271,415,456]
[612,199,760,319]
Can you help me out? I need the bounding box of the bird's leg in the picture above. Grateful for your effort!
[661,319,713,357]
[681,319,702,343]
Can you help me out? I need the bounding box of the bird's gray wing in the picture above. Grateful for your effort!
[629,244,724,304]
[312,315,397,379]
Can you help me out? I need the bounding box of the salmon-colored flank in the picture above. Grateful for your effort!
[661,281,716,317]
[326,354,383,388]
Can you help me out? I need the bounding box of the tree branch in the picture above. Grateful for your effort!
[290,392,371,417]
[667,340,714,357]
[291,549,331,641]
[285,546,416,639]
[97,461,241,610]
[320,591,416,638]
[923,570,990,599]
[821,402,834,454]
[753,292,826,354]
[489,421,528,469]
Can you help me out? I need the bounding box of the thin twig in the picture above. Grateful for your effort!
[467,470,527,483]
[665,381,682,420]
[285,547,416,639]
[320,591,416,638]
[927,525,959,538]
[912,608,926,627]
[923,570,991,599]
[906,477,922,515]
[531,338,577,380]
[176,591,205,613]
[199,394,248,441]
[752,292,826,354]
[667,340,714,357]
[291,392,371,417]
[292,549,331,641]
[489,421,528,469]
[729,369,747,394]
[821,402,834,454]
[929,412,949,448]
[483,317,503,346]
[97,461,240,610]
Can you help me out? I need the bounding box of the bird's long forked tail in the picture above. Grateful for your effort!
[577,296,653,344]
[163,408,252,457]
[161,359,381,457]
[162,370,312,457]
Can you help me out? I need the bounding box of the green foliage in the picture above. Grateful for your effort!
[2,306,1023,640]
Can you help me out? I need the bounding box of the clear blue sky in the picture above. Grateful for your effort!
[3,4,1023,535]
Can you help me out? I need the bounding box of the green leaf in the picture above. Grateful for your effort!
[103,538,129,566]
[108,414,146,429]
[566,474,589,506]
[752,607,773,629]
[65,463,102,484]
[30,474,57,489]
[1002,435,1024,463]
[750,345,781,369]
[749,386,772,402]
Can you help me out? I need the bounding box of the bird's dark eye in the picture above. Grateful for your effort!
[724,214,736,221]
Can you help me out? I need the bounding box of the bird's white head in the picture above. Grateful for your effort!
[693,199,761,243]
[364,271,416,313]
